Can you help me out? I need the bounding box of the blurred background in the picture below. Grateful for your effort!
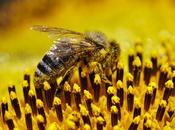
[0,0,175,97]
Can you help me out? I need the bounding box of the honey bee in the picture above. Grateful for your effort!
[32,25,120,91]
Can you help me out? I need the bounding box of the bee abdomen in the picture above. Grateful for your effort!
[35,42,80,83]
[37,60,52,75]
[42,54,59,69]
[38,55,64,75]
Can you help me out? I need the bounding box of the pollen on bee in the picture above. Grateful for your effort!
[56,76,63,88]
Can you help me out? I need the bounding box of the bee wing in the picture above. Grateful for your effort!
[32,25,96,55]
[51,37,96,57]
[31,25,83,39]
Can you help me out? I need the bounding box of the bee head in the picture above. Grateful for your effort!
[85,31,107,49]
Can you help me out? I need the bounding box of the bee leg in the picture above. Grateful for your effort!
[54,87,62,98]
[55,66,75,97]
[112,68,117,74]
[94,63,112,85]
[101,73,112,85]
[54,74,70,97]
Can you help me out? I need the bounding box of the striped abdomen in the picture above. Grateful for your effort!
[34,43,80,86]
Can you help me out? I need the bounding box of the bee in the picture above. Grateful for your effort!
[32,25,120,92]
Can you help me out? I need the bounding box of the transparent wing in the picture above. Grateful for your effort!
[32,25,96,57]
[31,25,83,39]
[50,37,96,57]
